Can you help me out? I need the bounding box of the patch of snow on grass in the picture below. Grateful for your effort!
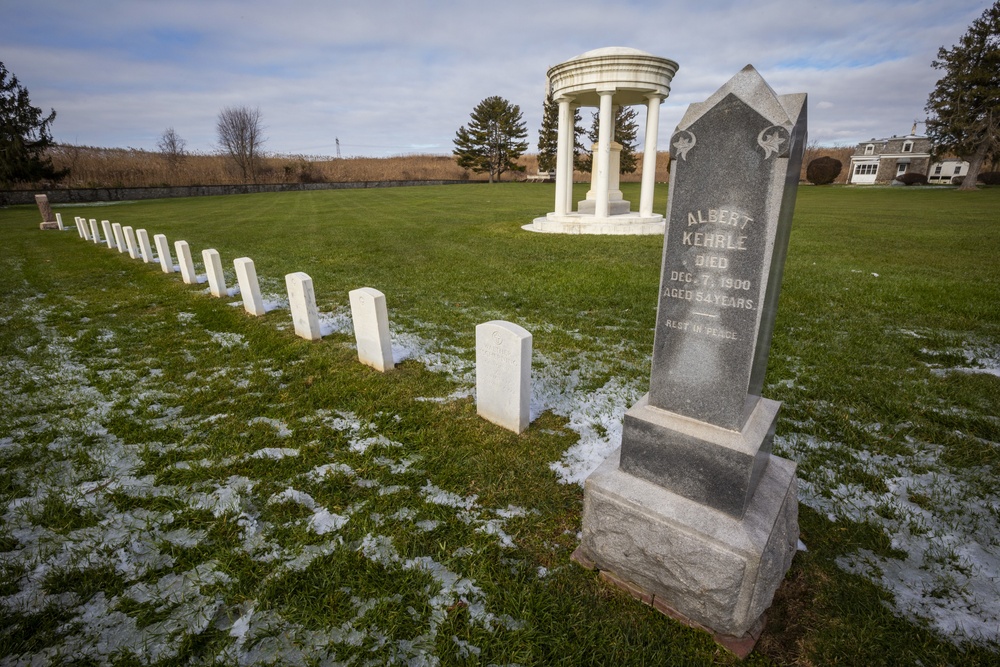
[207,331,248,348]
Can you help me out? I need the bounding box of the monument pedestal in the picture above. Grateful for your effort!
[577,448,798,641]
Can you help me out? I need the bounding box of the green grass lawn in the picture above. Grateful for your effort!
[1,183,998,665]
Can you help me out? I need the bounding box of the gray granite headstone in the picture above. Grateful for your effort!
[35,194,58,230]
[577,65,806,645]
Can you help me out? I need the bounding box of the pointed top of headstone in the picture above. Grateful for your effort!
[678,65,803,131]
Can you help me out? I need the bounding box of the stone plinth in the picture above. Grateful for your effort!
[525,214,664,235]
[578,448,798,638]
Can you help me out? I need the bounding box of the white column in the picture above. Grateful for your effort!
[594,90,615,219]
[154,234,174,273]
[175,241,197,284]
[203,249,226,297]
[564,103,578,215]
[640,94,664,217]
[554,97,573,216]
[235,257,265,316]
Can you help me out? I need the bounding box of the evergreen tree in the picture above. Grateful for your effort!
[578,105,640,174]
[925,1,1000,191]
[454,96,528,183]
[0,62,65,186]
[537,92,585,174]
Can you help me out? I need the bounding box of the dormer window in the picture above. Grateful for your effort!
[902,141,913,153]
[864,144,875,155]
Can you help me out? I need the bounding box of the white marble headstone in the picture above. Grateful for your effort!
[122,226,139,259]
[475,320,532,434]
[153,234,174,273]
[234,257,265,316]
[175,241,197,284]
[76,217,88,240]
[136,229,153,263]
[89,219,101,244]
[55,213,64,230]
[101,220,115,249]
[112,223,125,253]
[203,249,226,297]
[285,272,321,341]
[349,287,394,372]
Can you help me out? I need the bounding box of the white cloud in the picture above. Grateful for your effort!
[1,0,988,154]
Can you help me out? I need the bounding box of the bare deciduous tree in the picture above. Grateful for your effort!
[157,127,186,172]
[216,106,265,184]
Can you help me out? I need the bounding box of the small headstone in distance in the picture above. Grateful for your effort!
[154,234,174,273]
[175,241,197,284]
[35,195,58,230]
[475,320,532,434]
[286,272,322,341]
[122,226,139,259]
[349,287,394,372]
[234,258,266,317]
[102,221,116,250]
[89,219,102,244]
[112,223,125,253]
[203,249,226,297]
[136,229,154,263]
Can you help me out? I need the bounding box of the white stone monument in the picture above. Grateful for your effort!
[136,229,154,263]
[349,287,394,372]
[101,220,115,249]
[89,219,102,244]
[154,234,174,273]
[55,212,64,230]
[76,217,89,240]
[176,241,197,284]
[203,249,226,297]
[526,47,678,235]
[475,320,532,434]
[122,226,139,259]
[112,223,126,253]
[234,258,265,316]
[286,272,322,341]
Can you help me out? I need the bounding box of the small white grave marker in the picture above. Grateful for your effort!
[285,272,321,341]
[475,320,532,434]
[55,213,64,230]
[203,249,226,297]
[349,287,394,372]
[101,220,116,249]
[122,226,139,259]
[234,257,265,316]
[89,219,101,244]
[175,241,197,284]
[112,223,125,253]
[154,234,174,273]
[76,217,88,240]
[136,229,154,263]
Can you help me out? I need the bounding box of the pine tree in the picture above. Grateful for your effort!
[0,62,65,186]
[925,1,1000,191]
[454,96,529,183]
[578,106,640,174]
[537,92,585,174]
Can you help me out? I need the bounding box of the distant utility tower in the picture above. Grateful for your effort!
[336,138,342,158]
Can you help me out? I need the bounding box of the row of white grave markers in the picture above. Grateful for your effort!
[67,214,533,434]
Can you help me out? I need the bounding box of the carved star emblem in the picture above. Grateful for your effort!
[759,131,785,159]
[672,133,695,160]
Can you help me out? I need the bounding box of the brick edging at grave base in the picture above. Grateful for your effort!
[570,546,765,660]
[0,179,481,206]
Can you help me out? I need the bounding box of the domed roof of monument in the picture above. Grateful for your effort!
[570,46,653,60]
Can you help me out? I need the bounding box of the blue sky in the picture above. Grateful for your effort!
[1,0,989,157]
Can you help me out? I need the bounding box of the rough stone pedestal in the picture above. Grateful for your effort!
[577,448,797,641]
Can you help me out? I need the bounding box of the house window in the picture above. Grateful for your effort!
[854,163,878,175]
[902,141,913,153]
[933,165,943,175]
[954,165,962,175]
[896,163,908,176]
[864,144,875,155]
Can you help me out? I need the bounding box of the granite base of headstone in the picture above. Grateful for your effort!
[475,320,532,434]
[286,272,322,341]
[235,258,265,316]
[349,287,394,372]
[574,65,807,656]
[35,195,58,230]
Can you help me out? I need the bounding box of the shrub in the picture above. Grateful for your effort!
[952,176,965,186]
[976,171,1000,185]
[806,156,842,185]
[896,172,928,186]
